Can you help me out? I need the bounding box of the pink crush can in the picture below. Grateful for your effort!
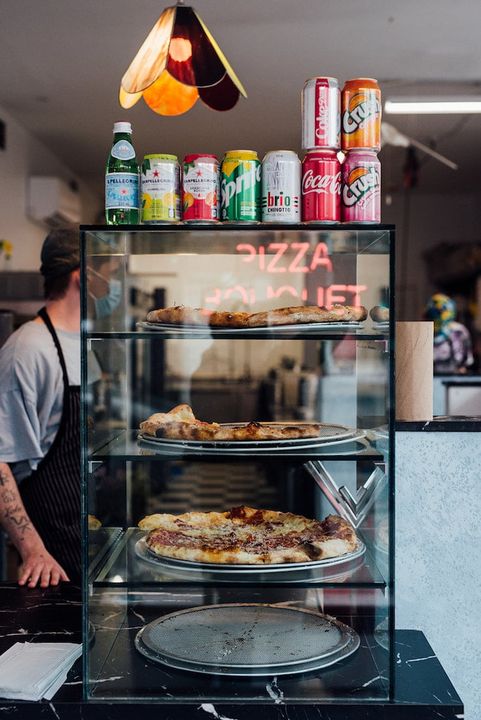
[341,150,381,223]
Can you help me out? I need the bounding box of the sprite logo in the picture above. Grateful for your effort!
[342,93,381,134]
[342,166,380,207]
[221,162,261,206]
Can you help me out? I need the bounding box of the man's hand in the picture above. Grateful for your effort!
[0,463,70,588]
[18,545,69,588]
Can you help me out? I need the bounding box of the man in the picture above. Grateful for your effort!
[0,229,81,587]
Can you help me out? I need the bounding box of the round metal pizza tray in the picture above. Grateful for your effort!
[137,422,360,451]
[138,321,364,335]
[135,604,360,675]
[135,536,365,580]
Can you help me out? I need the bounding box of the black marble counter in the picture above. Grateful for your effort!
[396,416,481,431]
[0,584,463,719]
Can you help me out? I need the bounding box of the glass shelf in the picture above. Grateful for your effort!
[82,223,393,257]
[88,430,385,462]
[86,328,390,341]
[92,529,388,589]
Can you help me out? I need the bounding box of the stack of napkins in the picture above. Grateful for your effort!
[0,642,82,701]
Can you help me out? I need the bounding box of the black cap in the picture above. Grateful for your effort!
[40,229,80,279]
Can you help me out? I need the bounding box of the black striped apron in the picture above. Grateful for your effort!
[20,307,80,581]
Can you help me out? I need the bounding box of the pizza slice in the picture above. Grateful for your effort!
[146,304,367,328]
[139,405,322,441]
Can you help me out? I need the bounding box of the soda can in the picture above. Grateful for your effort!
[221,150,261,222]
[302,77,340,150]
[141,154,180,223]
[182,154,220,223]
[341,78,382,151]
[301,150,341,223]
[342,150,381,223]
[261,150,301,223]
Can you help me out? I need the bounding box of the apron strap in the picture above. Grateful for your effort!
[37,307,70,388]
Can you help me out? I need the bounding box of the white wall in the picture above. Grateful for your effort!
[0,103,102,271]
[383,191,481,320]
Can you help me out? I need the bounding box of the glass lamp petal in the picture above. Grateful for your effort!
[121,6,176,93]
[143,70,199,116]
[194,9,247,98]
[166,6,225,88]
[119,86,142,109]
[199,73,240,111]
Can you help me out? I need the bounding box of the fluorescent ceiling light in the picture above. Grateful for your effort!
[385,98,481,114]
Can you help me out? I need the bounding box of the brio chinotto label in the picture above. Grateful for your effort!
[105,172,139,209]
[111,140,136,161]
[141,155,180,223]
[261,151,300,223]
[221,151,261,222]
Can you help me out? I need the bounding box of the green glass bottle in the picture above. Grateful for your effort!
[105,122,140,224]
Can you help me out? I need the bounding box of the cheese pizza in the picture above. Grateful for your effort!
[139,506,358,565]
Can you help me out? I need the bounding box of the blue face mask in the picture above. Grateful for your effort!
[94,278,122,319]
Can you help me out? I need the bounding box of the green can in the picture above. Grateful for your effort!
[221,150,261,222]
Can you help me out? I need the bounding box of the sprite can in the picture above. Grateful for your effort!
[141,154,180,224]
[221,150,261,222]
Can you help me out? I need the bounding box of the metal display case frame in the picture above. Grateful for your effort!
[81,223,395,706]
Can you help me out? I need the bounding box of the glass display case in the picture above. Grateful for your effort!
[81,224,394,705]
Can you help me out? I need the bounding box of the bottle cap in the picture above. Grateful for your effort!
[113,122,132,134]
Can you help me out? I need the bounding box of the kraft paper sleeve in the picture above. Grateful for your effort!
[396,322,433,421]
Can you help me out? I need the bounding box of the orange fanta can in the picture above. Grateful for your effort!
[341,78,381,152]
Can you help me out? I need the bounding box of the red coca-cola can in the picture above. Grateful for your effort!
[302,77,340,150]
[341,150,381,223]
[302,150,341,223]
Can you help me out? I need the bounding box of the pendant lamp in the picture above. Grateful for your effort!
[119,2,247,116]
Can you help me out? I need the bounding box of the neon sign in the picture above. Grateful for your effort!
[203,241,367,308]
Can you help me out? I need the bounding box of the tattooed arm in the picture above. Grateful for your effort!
[0,463,69,587]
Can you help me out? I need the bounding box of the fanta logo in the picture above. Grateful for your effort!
[342,93,380,134]
[302,170,341,196]
[342,166,380,206]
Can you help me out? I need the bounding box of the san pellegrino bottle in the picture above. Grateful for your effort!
[105,122,139,224]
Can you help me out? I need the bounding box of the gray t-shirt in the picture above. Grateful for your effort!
[0,320,80,481]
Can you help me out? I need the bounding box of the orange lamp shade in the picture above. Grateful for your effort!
[143,70,199,116]
[119,4,247,117]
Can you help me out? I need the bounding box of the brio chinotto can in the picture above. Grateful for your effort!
[261,150,301,223]
[301,150,341,223]
[221,150,261,222]
[341,78,382,152]
[141,154,180,224]
[182,154,220,223]
[302,77,340,151]
[342,150,381,223]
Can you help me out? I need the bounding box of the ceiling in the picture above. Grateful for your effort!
[1,0,481,195]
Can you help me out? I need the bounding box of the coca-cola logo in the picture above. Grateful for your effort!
[315,95,329,139]
[302,169,341,196]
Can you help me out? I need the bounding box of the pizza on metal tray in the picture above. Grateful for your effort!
[146,304,367,327]
[139,505,358,565]
[139,404,323,441]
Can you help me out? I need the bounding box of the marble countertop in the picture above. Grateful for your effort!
[0,583,463,719]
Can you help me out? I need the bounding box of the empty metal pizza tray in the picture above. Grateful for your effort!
[135,603,359,676]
